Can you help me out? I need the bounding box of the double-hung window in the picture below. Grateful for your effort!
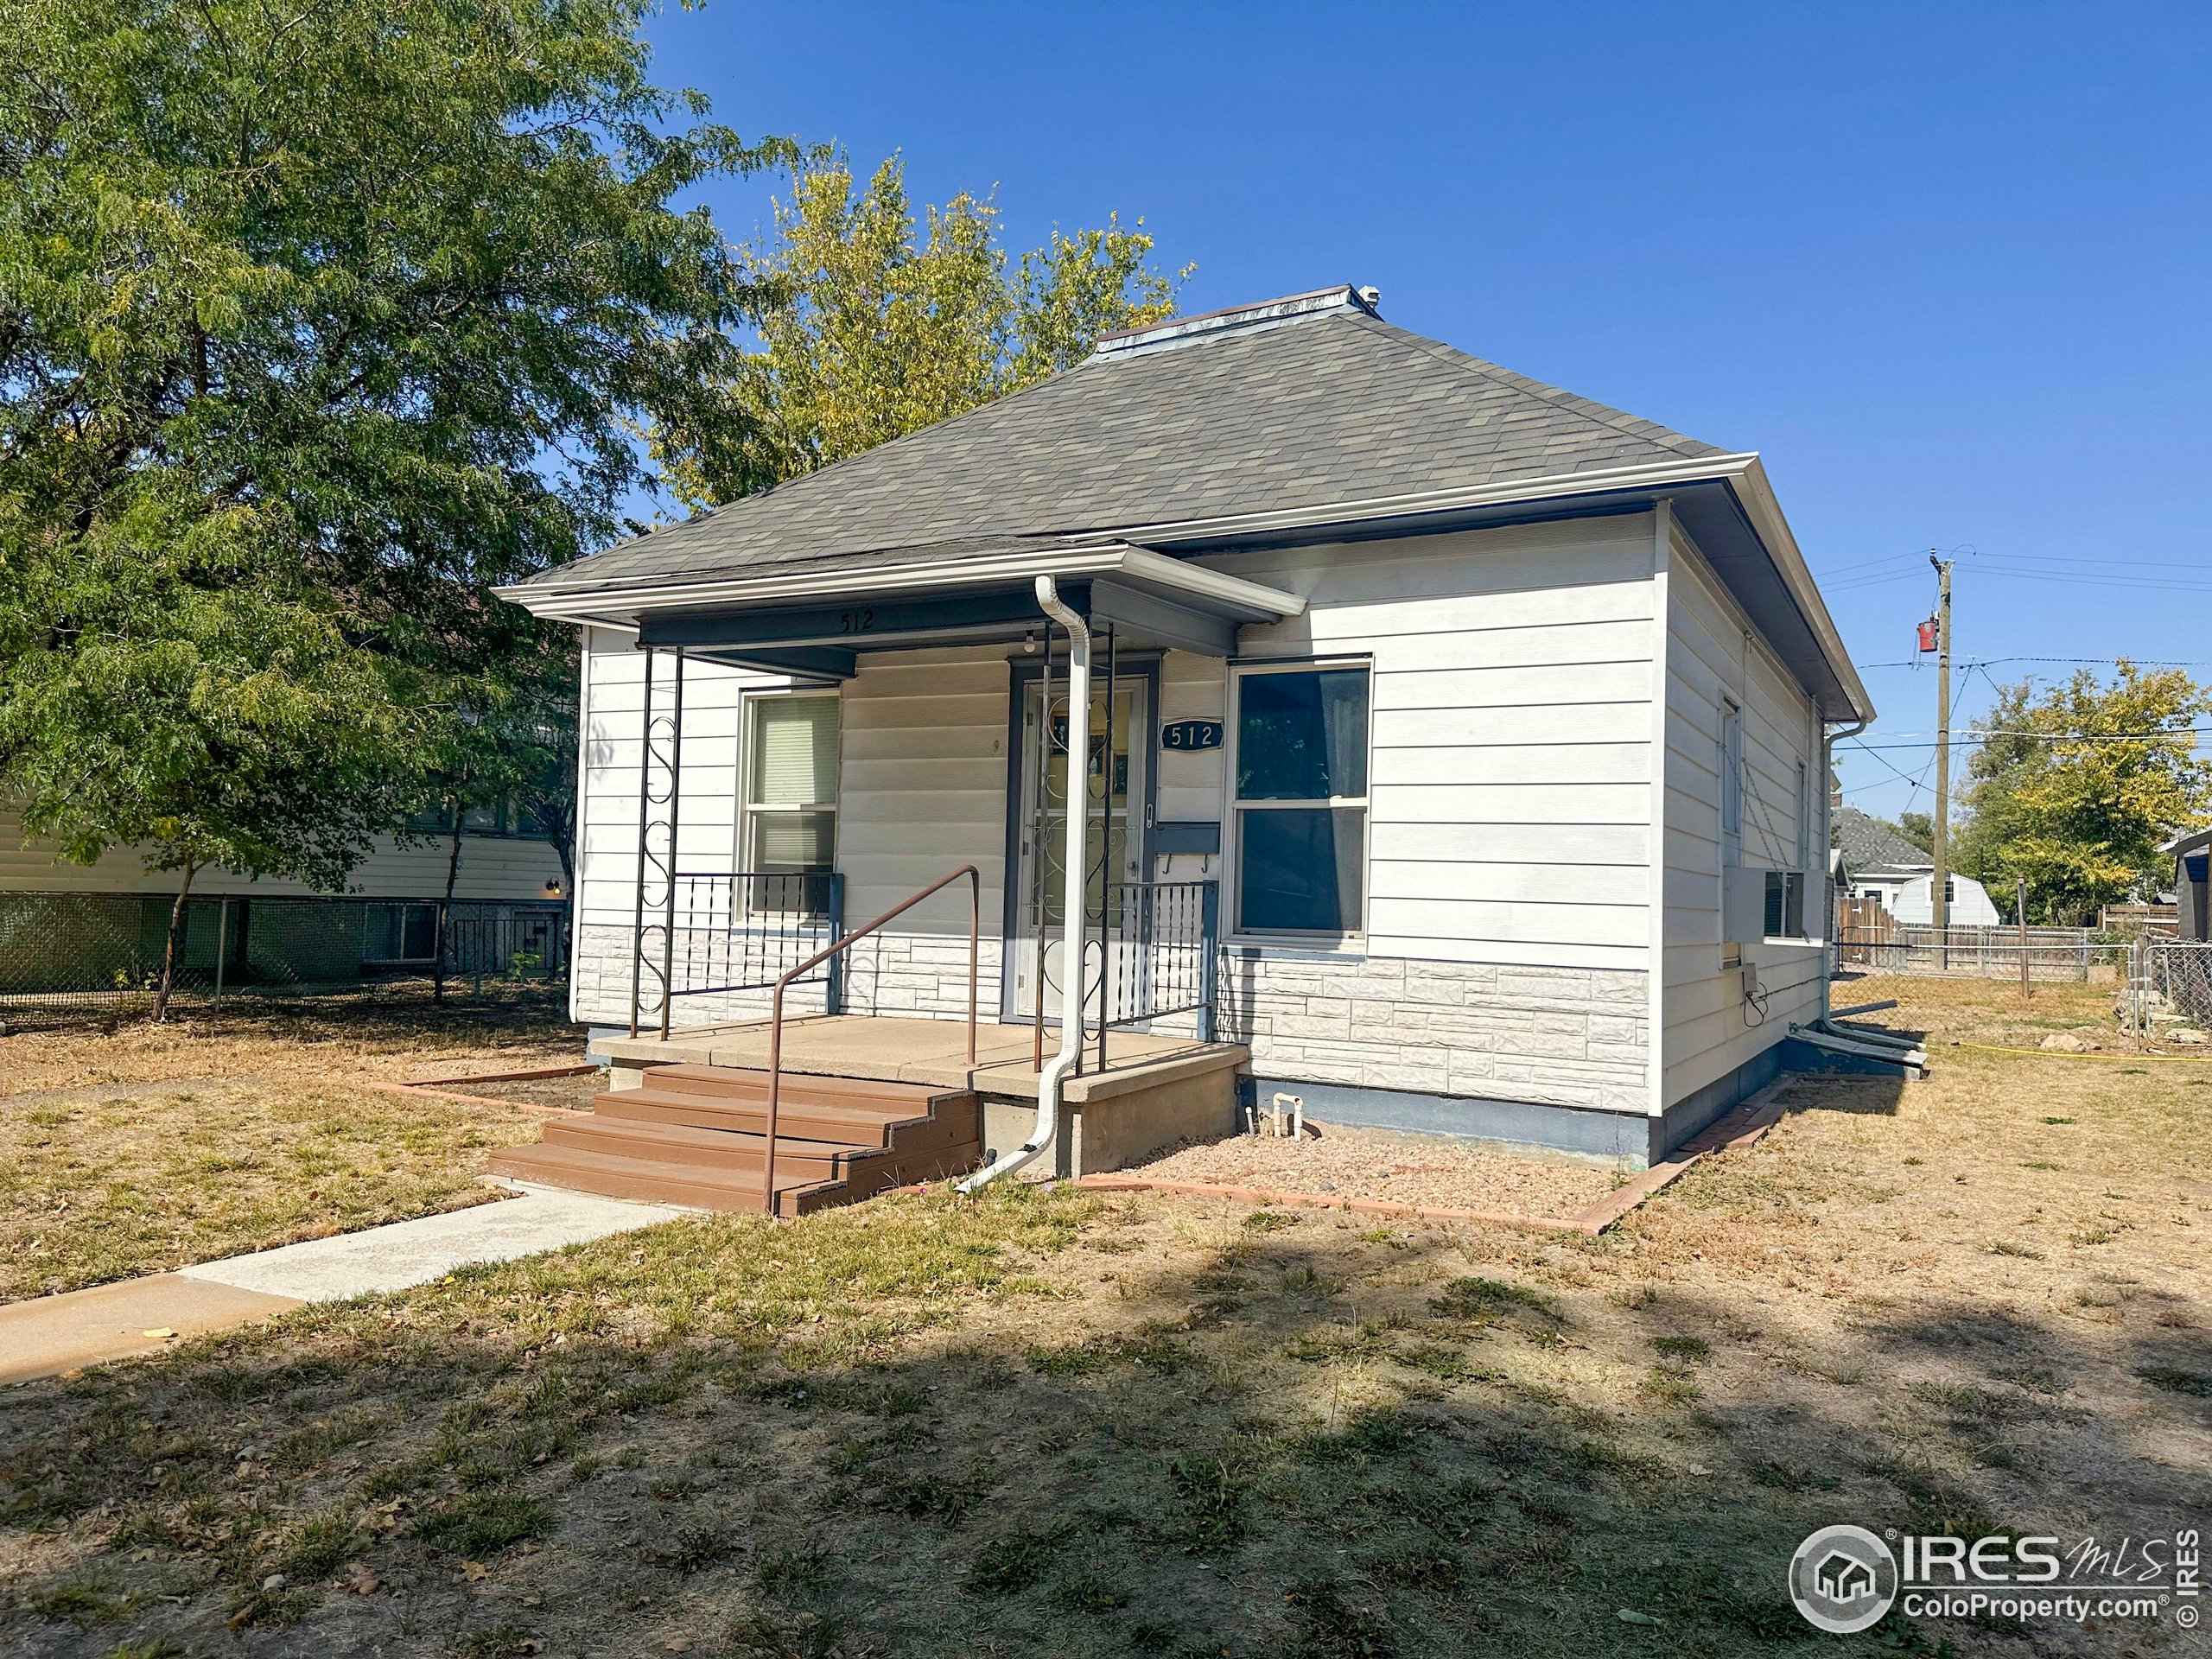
[1231,663,1370,938]
[744,694,839,909]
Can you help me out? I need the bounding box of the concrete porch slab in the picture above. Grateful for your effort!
[597,1014,1247,1104]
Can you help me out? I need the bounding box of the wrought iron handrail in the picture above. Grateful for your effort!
[760,865,980,1214]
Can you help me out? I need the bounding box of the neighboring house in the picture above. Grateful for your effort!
[0,800,569,993]
[500,283,1874,1178]
[2168,826,2211,942]
[1830,805,2001,926]
[1877,871,2002,928]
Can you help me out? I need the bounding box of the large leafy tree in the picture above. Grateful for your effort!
[654,149,1187,508]
[0,0,779,1013]
[1955,662,2212,923]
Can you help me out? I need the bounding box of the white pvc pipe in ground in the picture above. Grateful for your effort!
[961,575,1090,1192]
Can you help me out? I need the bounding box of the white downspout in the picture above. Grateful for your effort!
[961,575,1091,1191]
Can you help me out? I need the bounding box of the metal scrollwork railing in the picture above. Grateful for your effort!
[629,649,685,1039]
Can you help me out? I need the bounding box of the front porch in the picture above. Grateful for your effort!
[598,1013,1249,1179]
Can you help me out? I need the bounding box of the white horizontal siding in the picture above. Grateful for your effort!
[1202,513,1659,974]
[1659,528,1823,1107]
[835,648,1009,930]
[575,630,767,931]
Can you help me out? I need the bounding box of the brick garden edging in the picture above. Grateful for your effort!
[1077,1079,1794,1236]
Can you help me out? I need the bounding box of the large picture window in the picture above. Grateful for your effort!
[1231,664,1370,937]
[745,694,839,887]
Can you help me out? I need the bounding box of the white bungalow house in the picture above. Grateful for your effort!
[493,285,1873,1205]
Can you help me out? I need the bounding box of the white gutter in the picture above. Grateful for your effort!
[498,542,1305,626]
[960,574,1091,1193]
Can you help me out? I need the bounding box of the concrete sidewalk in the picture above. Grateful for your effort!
[1,1183,687,1386]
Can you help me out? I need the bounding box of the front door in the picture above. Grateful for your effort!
[1007,673,1149,1020]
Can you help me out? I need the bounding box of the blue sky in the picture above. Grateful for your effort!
[643,1,2212,823]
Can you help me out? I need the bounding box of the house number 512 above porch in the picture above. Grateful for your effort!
[1160,719,1223,751]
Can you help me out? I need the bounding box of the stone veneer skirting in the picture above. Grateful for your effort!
[575,924,1649,1118]
[1217,948,1648,1115]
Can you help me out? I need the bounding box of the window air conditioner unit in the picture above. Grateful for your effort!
[1723,867,1767,945]
[1725,868,1807,944]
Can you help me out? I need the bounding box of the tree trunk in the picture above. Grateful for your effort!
[433,813,464,1006]
[152,858,200,1024]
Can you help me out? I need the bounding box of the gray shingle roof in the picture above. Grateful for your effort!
[1833,807,1932,873]
[525,297,1729,593]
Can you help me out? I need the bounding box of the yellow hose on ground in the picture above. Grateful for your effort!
[1948,1040,2212,1064]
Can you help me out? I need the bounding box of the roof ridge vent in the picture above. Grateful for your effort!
[1090,283,1377,360]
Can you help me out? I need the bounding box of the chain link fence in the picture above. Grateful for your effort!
[1832,921,2107,991]
[0,891,569,1028]
[2125,940,2212,1038]
[1827,908,2212,1053]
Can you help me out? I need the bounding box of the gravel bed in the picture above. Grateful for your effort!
[1121,1122,1623,1220]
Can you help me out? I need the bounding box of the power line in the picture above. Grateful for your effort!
[1852,655,2212,671]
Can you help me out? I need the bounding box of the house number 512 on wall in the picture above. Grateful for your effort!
[1160,719,1223,751]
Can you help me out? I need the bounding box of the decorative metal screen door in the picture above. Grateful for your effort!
[1008,676,1148,1020]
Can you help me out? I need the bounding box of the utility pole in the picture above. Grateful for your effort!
[1929,555,1955,948]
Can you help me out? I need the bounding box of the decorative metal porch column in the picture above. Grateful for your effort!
[627,646,685,1039]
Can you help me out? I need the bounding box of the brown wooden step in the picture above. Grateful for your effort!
[598,1085,978,1152]
[638,1065,950,1109]
[489,1135,983,1216]
[487,1141,824,1214]
[542,1115,880,1178]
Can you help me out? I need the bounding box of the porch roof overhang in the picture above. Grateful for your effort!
[495,540,1305,679]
